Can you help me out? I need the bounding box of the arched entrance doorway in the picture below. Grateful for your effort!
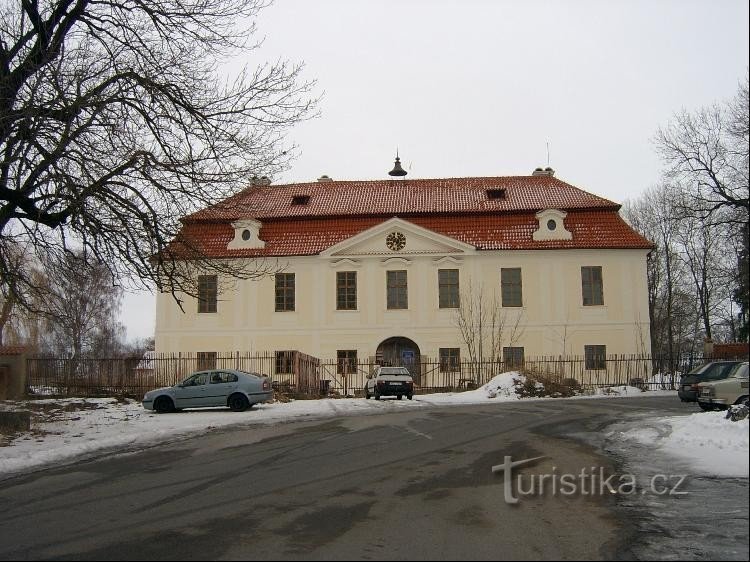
[375,337,421,382]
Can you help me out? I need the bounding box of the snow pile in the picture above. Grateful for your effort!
[648,372,680,389]
[595,385,647,396]
[481,372,525,399]
[418,372,524,403]
[615,411,749,478]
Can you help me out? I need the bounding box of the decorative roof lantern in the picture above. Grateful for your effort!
[388,152,407,177]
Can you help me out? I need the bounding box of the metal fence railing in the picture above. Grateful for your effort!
[25,351,322,399]
[25,351,743,399]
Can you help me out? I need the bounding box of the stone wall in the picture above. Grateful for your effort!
[0,346,27,400]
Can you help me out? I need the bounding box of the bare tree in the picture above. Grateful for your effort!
[36,250,125,359]
[0,242,38,345]
[655,76,749,220]
[673,209,726,341]
[0,1,317,311]
[625,180,744,364]
[623,185,686,368]
[454,278,525,381]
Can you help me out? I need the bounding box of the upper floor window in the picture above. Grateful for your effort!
[275,273,295,312]
[387,270,408,310]
[197,275,217,313]
[438,269,460,308]
[581,266,604,306]
[337,271,357,310]
[501,268,523,307]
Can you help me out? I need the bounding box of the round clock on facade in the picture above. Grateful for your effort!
[386,231,406,251]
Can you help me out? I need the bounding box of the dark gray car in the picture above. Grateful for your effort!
[678,361,742,402]
[143,369,273,413]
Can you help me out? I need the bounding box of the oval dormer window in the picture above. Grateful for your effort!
[242,229,251,241]
[547,219,557,231]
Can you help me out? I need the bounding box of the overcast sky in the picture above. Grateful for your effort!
[122,0,750,341]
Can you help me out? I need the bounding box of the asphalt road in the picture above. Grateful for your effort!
[0,396,700,560]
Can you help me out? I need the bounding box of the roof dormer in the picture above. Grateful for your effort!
[532,209,572,241]
[227,219,265,250]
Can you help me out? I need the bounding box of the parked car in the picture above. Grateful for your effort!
[143,369,272,413]
[697,362,749,411]
[677,361,742,402]
[364,366,414,400]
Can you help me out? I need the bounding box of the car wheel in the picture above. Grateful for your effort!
[406,393,413,400]
[735,396,749,406]
[364,388,370,399]
[397,394,403,400]
[698,402,715,411]
[374,391,381,401]
[153,396,174,414]
[228,393,250,412]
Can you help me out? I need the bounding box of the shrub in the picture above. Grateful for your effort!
[514,370,583,399]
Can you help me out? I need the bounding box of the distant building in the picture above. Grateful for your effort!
[155,164,653,372]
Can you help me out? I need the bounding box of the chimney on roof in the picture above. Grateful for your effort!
[251,175,272,186]
[317,174,333,182]
[532,166,555,177]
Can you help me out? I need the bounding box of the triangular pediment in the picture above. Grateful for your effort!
[320,218,476,258]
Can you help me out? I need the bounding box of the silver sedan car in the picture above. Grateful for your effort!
[143,369,273,413]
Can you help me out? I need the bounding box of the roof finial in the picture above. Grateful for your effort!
[388,149,407,177]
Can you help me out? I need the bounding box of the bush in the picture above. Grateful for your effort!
[514,370,583,398]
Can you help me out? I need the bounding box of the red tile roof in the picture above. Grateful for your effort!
[169,176,652,257]
[186,176,618,221]
[173,212,652,258]
[0,345,28,356]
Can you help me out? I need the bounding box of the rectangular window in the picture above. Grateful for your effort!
[336,271,357,310]
[581,266,604,306]
[585,345,607,370]
[197,275,217,313]
[337,350,358,375]
[197,351,217,370]
[387,270,408,309]
[503,347,525,368]
[438,269,460,308]
[275,273,295,312]
[501,268,523,307]
[439,348,461,373]
[275,350,294,374]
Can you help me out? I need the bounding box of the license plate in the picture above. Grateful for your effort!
[390,382,403,386]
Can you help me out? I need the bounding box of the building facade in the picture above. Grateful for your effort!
[155,168,653,371]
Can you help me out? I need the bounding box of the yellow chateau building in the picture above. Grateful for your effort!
[155,163,653,376]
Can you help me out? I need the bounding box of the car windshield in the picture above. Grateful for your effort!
[378,368,410,376]
[729,363,749,379]
[701,362,740,381]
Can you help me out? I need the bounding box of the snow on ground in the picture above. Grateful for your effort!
[0,373,676,480]
[611,411,749,478]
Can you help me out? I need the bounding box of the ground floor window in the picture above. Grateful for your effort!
[337,350,357,374]
[275,350,295,374]
[503,347,525,369]
[585,345,607,370]
[197,351,217,370]
[439,348,461,372]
